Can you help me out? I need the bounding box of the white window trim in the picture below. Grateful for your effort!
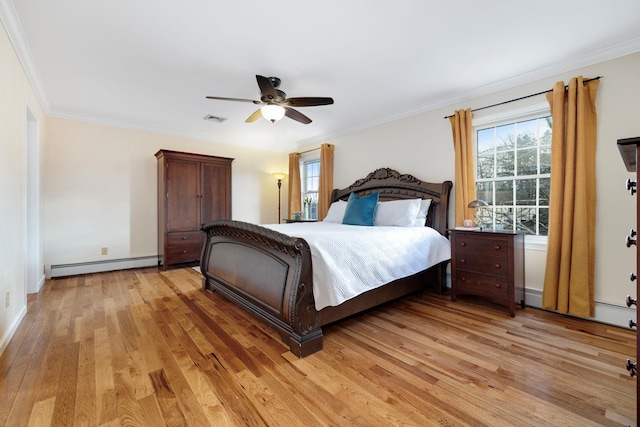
[473,102,549,128]
[473,101,550,251]
[300,152,321,219]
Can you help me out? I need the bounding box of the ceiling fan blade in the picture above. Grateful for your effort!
[285,107,312,124]
[284,97,334,107]
[256,75,278,101]
[206,96,262,104]
[245,109,263,123]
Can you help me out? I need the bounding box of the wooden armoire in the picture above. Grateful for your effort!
[155,150,233,270]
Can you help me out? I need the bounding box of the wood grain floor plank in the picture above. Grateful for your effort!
[50,341,80,426]
[1,267,635,426]
[27,396,55,427]
[74,336,97,426]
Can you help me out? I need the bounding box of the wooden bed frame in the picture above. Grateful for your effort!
[200,168,452,357]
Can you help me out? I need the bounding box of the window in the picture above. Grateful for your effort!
[302,159,320,219]
[475,114,552,236]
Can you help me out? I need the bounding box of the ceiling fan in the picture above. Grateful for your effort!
[206,75,334,124]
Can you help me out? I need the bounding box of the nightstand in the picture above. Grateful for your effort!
[449,229,525,316]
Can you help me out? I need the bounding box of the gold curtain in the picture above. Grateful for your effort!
[542,76,599,318]
[318,143,334,220]
[450,108,477,227]
[288,152,301,219]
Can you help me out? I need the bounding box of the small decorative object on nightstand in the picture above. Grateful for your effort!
[449,229,525,316]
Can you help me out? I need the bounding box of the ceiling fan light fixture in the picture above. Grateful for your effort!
[261,105,285,122]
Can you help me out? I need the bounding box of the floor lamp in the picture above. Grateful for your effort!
[272,173,286,223]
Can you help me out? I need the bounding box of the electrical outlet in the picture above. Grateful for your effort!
[5,292,9,308]
[101,247,108,256]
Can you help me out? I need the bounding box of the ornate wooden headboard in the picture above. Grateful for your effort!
[330,168,452,236]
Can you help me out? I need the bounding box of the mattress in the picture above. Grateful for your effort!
[264,222,451,310]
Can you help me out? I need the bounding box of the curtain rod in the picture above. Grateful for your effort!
[297,145,335,155]
[298,147,320,154]
[443,76,602,119]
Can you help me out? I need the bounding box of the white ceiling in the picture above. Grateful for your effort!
[3,1,640,152]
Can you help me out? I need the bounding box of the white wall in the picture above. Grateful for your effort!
[0,19,45,351]
[43,118,289,270]
[319,52,640,326]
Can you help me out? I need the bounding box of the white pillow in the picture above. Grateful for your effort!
[374,199,421,227]
[323,200,348,222]
[413,199,432,227]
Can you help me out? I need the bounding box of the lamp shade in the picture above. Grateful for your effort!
[261,105,286,122]
[468,199,489,208]
[272,172,286,181]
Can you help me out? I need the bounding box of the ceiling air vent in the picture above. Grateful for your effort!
[203,114,227,123]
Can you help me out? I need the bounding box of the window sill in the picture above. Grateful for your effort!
[525,235,548,251]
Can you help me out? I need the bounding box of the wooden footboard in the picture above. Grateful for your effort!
[200,220,323,357]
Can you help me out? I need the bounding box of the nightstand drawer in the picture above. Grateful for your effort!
[455,271,510,302]
[454,255,508,277]
[454,233,509,256]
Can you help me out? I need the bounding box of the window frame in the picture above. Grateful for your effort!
[473,102,550,250]
[300,154,320,220]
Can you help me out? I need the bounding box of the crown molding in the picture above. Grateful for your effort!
[0,0,50,113]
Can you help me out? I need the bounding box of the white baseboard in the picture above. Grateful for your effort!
[445,273,635,330]
[0,305,27,356]
[27,274,46,295]
[49,255,159,278]
[525,288,635,329]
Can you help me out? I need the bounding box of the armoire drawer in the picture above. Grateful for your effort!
[167,231,201,246]
[166,231,201,263]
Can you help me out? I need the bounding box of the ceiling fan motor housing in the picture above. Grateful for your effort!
[262,90,286,103]
[268,77,281,88]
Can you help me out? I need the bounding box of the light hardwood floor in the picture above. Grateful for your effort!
[0,267,636,426]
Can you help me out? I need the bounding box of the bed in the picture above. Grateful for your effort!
[200,168,452,357]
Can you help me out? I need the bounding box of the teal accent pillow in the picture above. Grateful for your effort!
[342,192,379,226]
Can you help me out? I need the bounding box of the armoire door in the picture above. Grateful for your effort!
[200,162,231,224]
[166,159,200,232]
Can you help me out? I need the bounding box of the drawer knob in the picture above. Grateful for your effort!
[494,263,501,269]
[631,273,637,282]
[627,178,637,195]
[460,242,467,247]
[182,236,187,240]
[626,359,637,377]
[495,283,502,289]
[494,245,501,250]
[629,319,637,328]
[182,250,187,254]
[460,258,466,264]
[626,295,637,307]
[461,277,466,282]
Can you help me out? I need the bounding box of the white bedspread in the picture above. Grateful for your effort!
[264,222,451,310]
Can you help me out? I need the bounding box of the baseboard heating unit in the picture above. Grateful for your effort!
[49,256,159,278]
